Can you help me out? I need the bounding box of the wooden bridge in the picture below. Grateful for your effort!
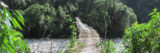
[76,17,101,53]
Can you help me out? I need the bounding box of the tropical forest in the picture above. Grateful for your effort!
[0,0,160,53]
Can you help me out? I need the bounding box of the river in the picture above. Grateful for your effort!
[25,38,124,53]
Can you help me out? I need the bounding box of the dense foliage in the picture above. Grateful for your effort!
[97,40,116,53]
[23,3,61,38]
[121,0,160,23]
[64,18,78,53]
[4,0,137,38]
[123,8,160,53]
[0,8,30,53]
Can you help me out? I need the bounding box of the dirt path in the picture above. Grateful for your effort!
[76,17,101,53]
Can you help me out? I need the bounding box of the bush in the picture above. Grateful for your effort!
[123,8,160,53]
[99,40,116,53]
[0,8,30,53]
[64,18,78,53]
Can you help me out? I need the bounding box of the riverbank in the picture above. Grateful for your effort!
[25,38,124,53]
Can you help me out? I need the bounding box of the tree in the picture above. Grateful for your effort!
[0,8,30,53]
[121,0,160,23]
[5,0,137,38]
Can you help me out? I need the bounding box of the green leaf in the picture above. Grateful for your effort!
[149,8,157,16]
[13,10,24,25]
[6,44,15,53]
[18,40,23,51]
[0,7,29,53]
[68,18,72,22]
[3,8,7,18]
[11,17,23,30]
[69,25,73,29]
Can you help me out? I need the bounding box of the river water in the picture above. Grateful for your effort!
[25,38,124,53]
